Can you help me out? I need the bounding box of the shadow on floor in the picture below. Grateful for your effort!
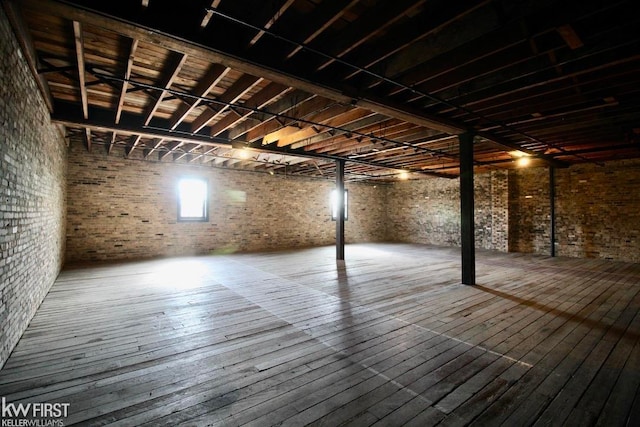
[474,284,639,341]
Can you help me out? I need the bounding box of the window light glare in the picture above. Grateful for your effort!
[178,178,207,220]
[331,189,348,220]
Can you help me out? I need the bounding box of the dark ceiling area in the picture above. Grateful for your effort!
[5,0,640,181]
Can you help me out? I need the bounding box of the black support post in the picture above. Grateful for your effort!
[550,166,556,257]
[336,159,345,261]
[459,133,475,285]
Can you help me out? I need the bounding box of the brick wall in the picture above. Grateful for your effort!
[0,10,67,368]
[508,166,551,254]
[385,170,509,252]
[65,142,388,262]
[386,161,640,263]
[510,160,640,262]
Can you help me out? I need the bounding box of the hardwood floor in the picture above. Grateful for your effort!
[1,243,639,426]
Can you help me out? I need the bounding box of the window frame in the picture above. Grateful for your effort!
[177,177,209,222]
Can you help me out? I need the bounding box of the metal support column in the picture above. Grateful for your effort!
[460,133,475,285]
[550,166,556,257]
[336,159,345,261]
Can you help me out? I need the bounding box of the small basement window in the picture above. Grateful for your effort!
[331,189,348,221]
[178,178,208,222]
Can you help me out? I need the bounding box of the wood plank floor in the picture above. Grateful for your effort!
[1,243,639,426]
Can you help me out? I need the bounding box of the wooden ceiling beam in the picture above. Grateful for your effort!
[384,26,530,96]
[190,74,263,133]
[275,108,377,147]
[84,128,91,152]
[343,0,492,81]
[124,52,186,157]
[375,2,501,80]
[227,89,315,140]
[115,38,138,124]
[144,138,165,158]
[243,96,334,142]
[318,125,433,155]
[169,64,229,129]
[108,131,116,154]
[557,24,584,50]
[285,0,359,59]
[173,143,201,162]
[160,141,183,161]
[126,135,141,157]
[200,0,222,28]
[72,21,88,120]
[402,42,545,104]
[209,82,291,136]
[143,52,188,126]
[289,114,390,150]
[52,104,452,177]
[190,146,218,163]
[248,0,295,46]
[431,52,640,117]
[22,0,464,136]
[460,90,626,130]
[264,104,352,146]
[373,0,617,96]
[315,0,428,71]
[445,69,635,122]
[307,120,414,153]
[326,127,446,157]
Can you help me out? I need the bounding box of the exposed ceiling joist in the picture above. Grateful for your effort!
[72,21,88,119]
[52,103,453,178]
[9,0,639,180]
[22,0,466,136]
[115,38,138,124]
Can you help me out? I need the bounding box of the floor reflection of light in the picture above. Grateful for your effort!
[151,259,211,290]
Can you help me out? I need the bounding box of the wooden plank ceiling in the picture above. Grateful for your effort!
[6,0,640,181]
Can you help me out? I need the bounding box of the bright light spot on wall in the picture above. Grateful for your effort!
[238,148,251,159]
[331,189,348,220]
[517,157,531,167]
[398,171,409,180]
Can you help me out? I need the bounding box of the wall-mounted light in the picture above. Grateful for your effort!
[398,171,409,180]
[510,150,531,167]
